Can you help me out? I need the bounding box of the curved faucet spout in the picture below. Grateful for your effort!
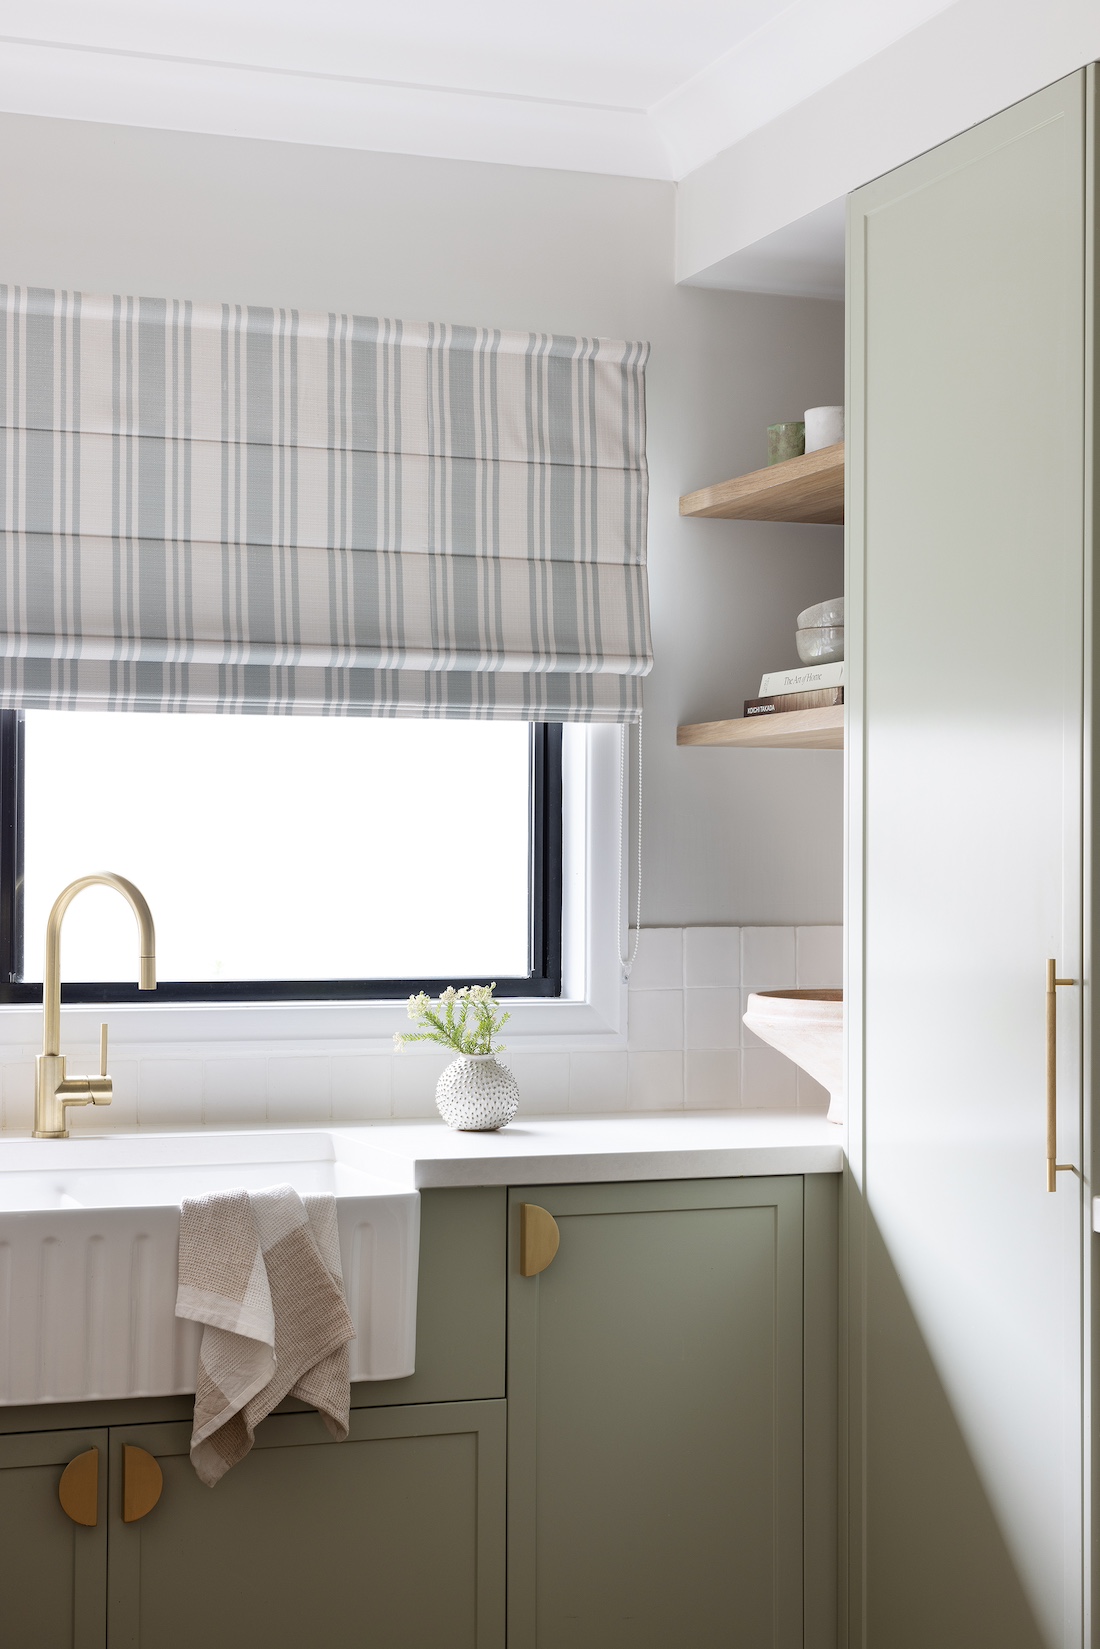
[42,873,157,1059]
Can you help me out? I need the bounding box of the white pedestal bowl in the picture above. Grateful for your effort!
[743,989,844,1124]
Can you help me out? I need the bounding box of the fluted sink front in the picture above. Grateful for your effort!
[0,1130,419,1405]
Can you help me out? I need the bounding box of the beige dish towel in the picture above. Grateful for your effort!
[176,1184,356,1486]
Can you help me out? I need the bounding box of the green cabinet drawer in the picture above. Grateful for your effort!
[106,1401,505,1649]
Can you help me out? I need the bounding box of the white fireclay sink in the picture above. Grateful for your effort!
[0,1130,419,1406]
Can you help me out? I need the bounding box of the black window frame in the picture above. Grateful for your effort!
[0,712,562,1005]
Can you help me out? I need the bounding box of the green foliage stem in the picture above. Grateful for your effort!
[394,984,510,1056]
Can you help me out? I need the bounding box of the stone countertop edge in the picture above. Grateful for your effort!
[0,1112,846,1188]
[340,1112,846,1189]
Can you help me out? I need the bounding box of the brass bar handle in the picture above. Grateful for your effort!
[58,1447,99,1526]
[1046,958,1077,1193]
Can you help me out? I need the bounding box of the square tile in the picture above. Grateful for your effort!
[393,1049,450,1118]
[797,1067,832,1116]
[627,990,683,1052]
[628,1051,684,1111]
[203,1058,268,1124]
[684,988,741,1050]
[626,928,683,991]
[138,1059,203,1127]
[684,1051,740,1111]
[569,1051,629,1112]
[684,928,740,989]
[502,1053,570,1114]
[796,926,843,988]
[740,927,796,989]
[268,1057,332,1123]
[741,1046,797,1110]
[1,1059,33,1132]
[331,1057,393,1121]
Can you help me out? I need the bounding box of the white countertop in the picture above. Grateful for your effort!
[331,1111,845,1188]
[0,1111,845,1190]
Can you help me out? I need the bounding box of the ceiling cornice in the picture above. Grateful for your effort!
[650,0,958,177]
[0,2,961,184]
[0,35,672,179]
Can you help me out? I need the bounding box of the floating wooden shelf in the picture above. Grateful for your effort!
[679,442,844,525]
[677,704,844,750]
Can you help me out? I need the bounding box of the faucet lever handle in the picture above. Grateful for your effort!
[99,1023,108,1080]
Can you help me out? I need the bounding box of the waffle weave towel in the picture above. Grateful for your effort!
[176,1184,355,1486]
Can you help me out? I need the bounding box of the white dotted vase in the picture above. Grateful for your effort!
[435,1054,519,1131]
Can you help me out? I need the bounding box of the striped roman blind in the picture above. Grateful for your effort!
[0,287,651,720]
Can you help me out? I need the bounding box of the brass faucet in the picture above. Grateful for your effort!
[33,873,157,1139]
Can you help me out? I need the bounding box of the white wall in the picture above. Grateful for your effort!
[0,111,844,934]
[678,0,1100,287]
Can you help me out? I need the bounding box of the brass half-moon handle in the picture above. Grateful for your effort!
[520,1204,560,1277]
[123,1445,164,1523]
[58,1447,99,1526]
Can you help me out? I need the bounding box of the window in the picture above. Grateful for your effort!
[0,712,562,1004]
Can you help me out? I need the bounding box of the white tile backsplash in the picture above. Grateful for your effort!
[393,1049,451,1117]
[684,987,741,1051]
[203,1058,268,1125]
[628,990,684,1052]
[137,1059,204,1127]
[685,1050,740,1110]
[268,1056,332,1123]
[330,1056,393,1122]
[741,1046,798,1110]
[741,926,797,988]
[796,925,844,988]
[0,926,840,1129]
[1,1060,33,1132]
[797,1067,831,1115]
[683,927,740,989]
[501,1052,571,1114]
[628,1051,684,1111]
[569,1051,629,1111]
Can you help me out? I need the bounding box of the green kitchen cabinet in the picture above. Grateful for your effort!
[105,1401,505,1649]
[0,1174,835,1648]
[0,1427,108,1649]
[507,1176,814,1649]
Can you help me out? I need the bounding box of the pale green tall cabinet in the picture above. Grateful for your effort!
[847,67,1098,1649]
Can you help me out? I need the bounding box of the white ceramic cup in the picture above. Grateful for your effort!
[804,405,844,453]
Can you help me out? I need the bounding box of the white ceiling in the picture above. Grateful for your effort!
[0,0,959,180]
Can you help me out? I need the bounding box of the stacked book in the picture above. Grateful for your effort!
[744,661,844,717]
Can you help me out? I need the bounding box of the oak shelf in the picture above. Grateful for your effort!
[677,704,844,750]
[680,441,844,525]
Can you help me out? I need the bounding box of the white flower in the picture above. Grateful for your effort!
[393,1033,406,1050]
[439,986,458,1004]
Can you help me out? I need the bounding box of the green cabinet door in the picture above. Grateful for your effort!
[0,1427,108,1649]
[106,1401,505,1649]
[508,1177,805,1649]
